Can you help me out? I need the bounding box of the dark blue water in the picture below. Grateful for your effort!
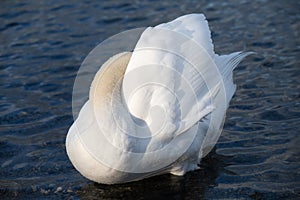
[1,0,299,199]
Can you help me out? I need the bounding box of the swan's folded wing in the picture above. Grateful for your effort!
[155,14,215,58]
[122,14,223,140]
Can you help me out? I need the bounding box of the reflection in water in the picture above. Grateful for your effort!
[78,149,227,199]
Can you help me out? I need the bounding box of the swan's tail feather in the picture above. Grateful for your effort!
[215,52,253,105]
[223,52,253,76]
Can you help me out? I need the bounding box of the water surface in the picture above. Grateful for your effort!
[0,0,299,199]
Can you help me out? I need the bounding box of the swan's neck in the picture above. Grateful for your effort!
[90,52,132,108]
[89,52,144,146]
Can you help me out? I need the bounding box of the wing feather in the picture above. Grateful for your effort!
[122,14,221,138]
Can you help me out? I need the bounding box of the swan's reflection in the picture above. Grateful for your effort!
[77,149,231,199]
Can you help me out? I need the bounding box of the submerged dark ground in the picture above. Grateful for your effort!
[0,0,299,199]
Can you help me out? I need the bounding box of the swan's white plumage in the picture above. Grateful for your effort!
[66,14,250,184]
[123,15,217,137]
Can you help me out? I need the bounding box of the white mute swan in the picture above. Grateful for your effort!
[66,14,250,184]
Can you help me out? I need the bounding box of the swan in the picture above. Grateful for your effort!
[66,13,250,184]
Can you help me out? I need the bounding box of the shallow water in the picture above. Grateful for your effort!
[0,0,299,199]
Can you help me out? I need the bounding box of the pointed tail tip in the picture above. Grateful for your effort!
[241,51,256,57]
[230,51,255,71]
[236,51,256,59]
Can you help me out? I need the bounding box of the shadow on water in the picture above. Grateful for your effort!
[77,148,230,200]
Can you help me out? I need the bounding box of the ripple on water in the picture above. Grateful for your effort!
[0,0,299,199]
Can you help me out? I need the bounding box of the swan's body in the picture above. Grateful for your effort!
[66,14,249,184]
